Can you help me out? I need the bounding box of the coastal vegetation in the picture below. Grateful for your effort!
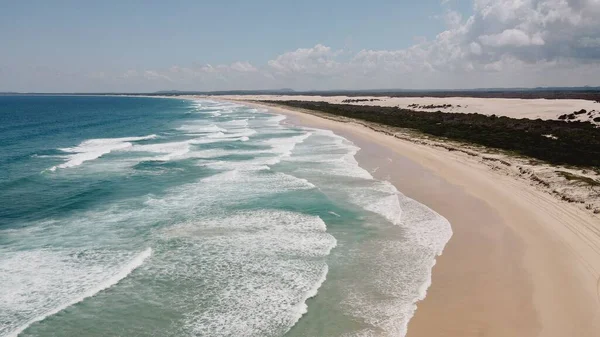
[408,103,455,109]
[262,100,600,167]
[556,171,600,186]
[341,98,381,103]
[558,109,599,121]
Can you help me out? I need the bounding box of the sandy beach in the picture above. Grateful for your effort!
[223,98,600,336]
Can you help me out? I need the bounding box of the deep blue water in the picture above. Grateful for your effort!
[0,96,191,227]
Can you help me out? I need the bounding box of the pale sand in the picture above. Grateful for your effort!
[219,94,600,124]
[231,99,600,336]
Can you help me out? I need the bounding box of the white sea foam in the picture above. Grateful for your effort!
[282,129,372,179]
[339,199,452,337]
[194,133,315,172]
[219,119,249,128]
[293,265,329,317]
[201,169,316,192]
[48,134,157,171]
[159,210,335,337]
[47,116,263,170]
[129,141,192,161]
[271,124,452,336]
[265,132,312,159]
[206,128,257,139]
[176,124,226,133]
[1,248,152,337]
[140,164,318,225]
[190,100,246,117]
[192,100,243,114]
[265,114,287,125]
[282,133,399,224]
[348,181,404,225]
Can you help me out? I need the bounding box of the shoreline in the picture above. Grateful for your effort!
[211,97,600,217]
[225,98,600,336]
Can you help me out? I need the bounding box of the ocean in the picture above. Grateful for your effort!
[0,95,452,337]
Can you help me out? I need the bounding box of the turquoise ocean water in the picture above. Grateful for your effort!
[0,96,452,337]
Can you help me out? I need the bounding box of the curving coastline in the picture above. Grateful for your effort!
[219,97,600,337]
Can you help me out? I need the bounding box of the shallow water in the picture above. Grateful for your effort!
[0,96,451,337]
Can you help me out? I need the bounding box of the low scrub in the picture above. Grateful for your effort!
[265,101,600,168]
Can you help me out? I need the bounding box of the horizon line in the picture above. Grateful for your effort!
[3,85,600,95]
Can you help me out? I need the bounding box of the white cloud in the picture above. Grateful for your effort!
[470,42,483,55]
[230,61,258,72]
[143,70,173,82]
[267,44,341,75]
[480,29,545,47]
[5,0,600,92]
[444,10,463,28]
[258,0,600,88]
[120,69,138,79]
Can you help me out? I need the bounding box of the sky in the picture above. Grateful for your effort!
[1,0,600,92]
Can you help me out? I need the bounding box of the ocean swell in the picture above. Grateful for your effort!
[3,248,152,337]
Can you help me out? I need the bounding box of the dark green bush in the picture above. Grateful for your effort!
[265,101,600,168]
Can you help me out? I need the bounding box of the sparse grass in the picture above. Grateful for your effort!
[557,171,600,186]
